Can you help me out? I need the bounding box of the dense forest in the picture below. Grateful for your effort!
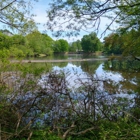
[1,0,140,140]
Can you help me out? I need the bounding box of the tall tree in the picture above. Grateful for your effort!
[81,32,101,53]
[53,39,69,53]
[69,40,82,52]
[40,34,54,55]
[26,31,54,56]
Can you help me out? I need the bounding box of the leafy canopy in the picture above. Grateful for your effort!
[53,39,69,53]
[81,32,101,53]
[47,0,140,37]
[0,0,37,33]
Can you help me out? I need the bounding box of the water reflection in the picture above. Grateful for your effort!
[103,60,140,94]
[96,64,124,83]
[38,60,137,126]
[28,54,107,60]
[44,60,140,95]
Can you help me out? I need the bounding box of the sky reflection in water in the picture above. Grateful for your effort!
[38,61,137,103]
[53,62,124,86]
[52,62,136,98]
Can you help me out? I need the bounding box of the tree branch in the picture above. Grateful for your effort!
[62,122,75,139]
[0,0,17,11]
[70,126,98,136]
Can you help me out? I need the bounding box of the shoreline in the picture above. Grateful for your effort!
[10,58,108,63]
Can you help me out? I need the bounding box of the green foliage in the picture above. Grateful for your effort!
[26,31,54,56]
[69,40,82,52]
[116,0,140,31]
[65,118,140,140]
[11,34,26,46]
[81,32,101,53]
[26,31,43,54]
[0,0,37,33]
[103,28,140,57]
[9,47,25,57]
[0,30,55,57]
[0,49,10,65]
[121,29,140,57]
[41,34,54,55]
[103,33,123,54]
[0,49,10,59]
[0,32,12,49]
[53,39,69,52]
[31,130,62,140]
[97,120,140,140]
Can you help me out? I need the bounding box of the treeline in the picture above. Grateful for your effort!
[0,30,104,57]
[69,32,102,53]
[2,28,140,57]
[70,29,140,57]
[0,30,70,57]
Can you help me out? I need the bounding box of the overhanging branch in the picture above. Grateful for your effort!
[0,0,17,11]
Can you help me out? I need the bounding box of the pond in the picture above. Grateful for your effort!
[3,54,140,95]
[1,54,140,138]
[36,55,140,96]
[30,56,140,125]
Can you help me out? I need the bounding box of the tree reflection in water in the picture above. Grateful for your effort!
[1,59,140,139]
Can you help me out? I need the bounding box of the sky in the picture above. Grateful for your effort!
[32,0,118,42]
[0,0,117,42]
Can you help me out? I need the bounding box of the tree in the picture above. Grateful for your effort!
[25,31,41,55]
[121,29,140,58]
[26,31,54,56]
[103,33,123,54]
[103,28,140,58]
[46,0,140,60]
[81,32,101,53]
[53,39,69,53]
[0,32,12,49]
[47,0,140,37]
[41,34,54,55]
[116,0,140,32]
[0,29,13,36]
[0,0,37,33]
[11,34,26,46]
[69,40,82,52]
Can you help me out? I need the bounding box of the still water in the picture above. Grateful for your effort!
[36,54,140,96]
[30,53,106,60]
[8,54,140,126]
